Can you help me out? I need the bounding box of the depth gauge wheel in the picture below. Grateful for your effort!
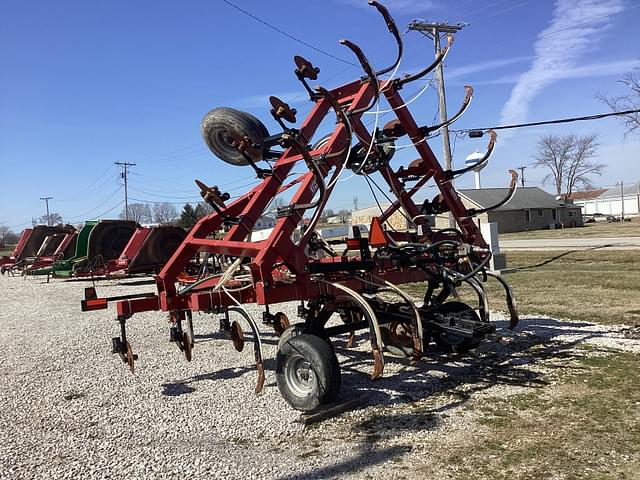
[276,334,341,412]
[201,107,270,166]
[432,301,482,354]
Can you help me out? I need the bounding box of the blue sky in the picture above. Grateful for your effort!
[1,0,639,230]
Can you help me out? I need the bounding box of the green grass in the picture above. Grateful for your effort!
[0,245,14,257]
[405,249,640,325]
[501,217,640,240]
[444,350,640,480]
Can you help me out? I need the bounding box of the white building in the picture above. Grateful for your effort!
[570,185,640,218]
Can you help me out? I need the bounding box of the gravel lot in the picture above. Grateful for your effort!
[1,274,638,479]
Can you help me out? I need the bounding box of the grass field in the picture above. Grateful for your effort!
[501,217,640,240]
[406,249,640,326]
[439,347,640,479]
[0,245,14,257]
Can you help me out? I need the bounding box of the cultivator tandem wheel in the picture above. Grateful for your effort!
[82,1,520,412]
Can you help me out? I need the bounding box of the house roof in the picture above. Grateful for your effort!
[566,189,608,200]
[599,184,639,198]
[458,187,558,211]
[352,204,391,216]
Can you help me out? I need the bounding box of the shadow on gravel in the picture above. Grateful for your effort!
[276,444,412,480]
[161,359,277,396]
[339,316,614,423]
[273,317,619,478]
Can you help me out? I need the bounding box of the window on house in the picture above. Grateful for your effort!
[537,209,543,216]
[569,211,575,217]
[552,210,557,220]
[525,210,531,222]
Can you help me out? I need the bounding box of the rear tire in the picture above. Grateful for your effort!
[201,107,270,166]
[276,334,341,412]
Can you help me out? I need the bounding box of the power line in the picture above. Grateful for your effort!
[115,162,136,220]
[220,0,357,67]
[455,109,640,134]
[517,166,527,187]
[39,196,53,225]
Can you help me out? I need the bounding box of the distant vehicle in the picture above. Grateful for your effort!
[606,215,621,223]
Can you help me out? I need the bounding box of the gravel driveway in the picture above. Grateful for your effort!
[1,274,638,479]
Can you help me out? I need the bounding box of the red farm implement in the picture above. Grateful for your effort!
[21,230,78,273]
[83,1,519,412]
[1,225,73,275]
[99,225,187,277]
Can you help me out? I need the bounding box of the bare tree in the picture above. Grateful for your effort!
[152,202,178,225]
[0,225,9,248]
[37,213,63,225]
[120,203,152,224]
[336,209,351,223]
[598,69,640,136]
[532,134,605,199]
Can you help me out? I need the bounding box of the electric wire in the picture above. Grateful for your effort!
[453,109,640,134]
[220,0,358,67]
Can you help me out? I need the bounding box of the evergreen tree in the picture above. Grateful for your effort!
[178,203,198,229]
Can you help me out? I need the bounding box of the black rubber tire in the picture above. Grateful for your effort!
[276,334,341,412]
[432,301,482,354]
[277,322,306,351]
[201,107,270,166]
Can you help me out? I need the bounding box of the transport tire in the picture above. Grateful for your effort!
[432,301,482,354]
[201,107,270,166]
[276,334,341,412]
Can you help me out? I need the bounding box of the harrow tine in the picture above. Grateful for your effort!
[228,306,265,393]
[423,85,474,135]
[338,39,379,116]
[484,271,519,329]
[368,1,403,77]
[446,129,497,180]
[320,280,386,379]
[364,274,425,362]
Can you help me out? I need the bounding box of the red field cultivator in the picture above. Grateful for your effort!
[83,2,519,411]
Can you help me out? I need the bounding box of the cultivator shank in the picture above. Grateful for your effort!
[83,1,520,411]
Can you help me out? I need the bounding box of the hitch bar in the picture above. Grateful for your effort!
[81,287,157,312]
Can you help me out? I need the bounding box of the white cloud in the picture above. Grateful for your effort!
[500,0,625,126]
[472,59,640,86]
[446,56,531,79]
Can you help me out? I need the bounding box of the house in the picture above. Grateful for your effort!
[435,187,583,233]
[568,185,640,217]
[351,204,415,231]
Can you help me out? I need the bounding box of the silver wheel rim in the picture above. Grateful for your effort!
[285,354,315,397]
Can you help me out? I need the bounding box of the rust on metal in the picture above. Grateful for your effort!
[371,348,384,380]
[273,312,290,336]
[294,55,319,80]
[230,320,245,352]
[255,362,265,394]
[269,96,297,123]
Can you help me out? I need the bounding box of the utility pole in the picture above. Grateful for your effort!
[115,162,136,221]
[618,181,625,220]
[408,20,466,227]
[353,195,358,212]
[39,196,53,225]
[517,166,526,187]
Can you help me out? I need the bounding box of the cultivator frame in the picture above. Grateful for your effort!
[83,1,520,411]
